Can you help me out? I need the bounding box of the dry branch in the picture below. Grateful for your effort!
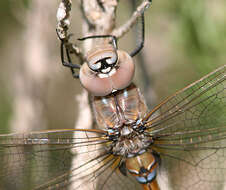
[112,0,151,38]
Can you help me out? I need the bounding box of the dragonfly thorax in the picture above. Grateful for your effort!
[108,125,153,158]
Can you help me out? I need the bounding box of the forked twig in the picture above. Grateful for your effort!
[112,0,152,39]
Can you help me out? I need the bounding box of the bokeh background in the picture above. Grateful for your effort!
[0,0,225,133]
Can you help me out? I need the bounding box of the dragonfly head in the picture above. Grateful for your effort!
[79,46,135,96]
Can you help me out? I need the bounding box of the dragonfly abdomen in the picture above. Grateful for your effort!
[126,152,160,190]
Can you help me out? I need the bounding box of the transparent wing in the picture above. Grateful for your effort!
[144,65,226,190]
[0,129,141,190]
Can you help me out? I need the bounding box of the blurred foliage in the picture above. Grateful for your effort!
[0,0,29,45]
[143,0,226,101]
[0,0,30,132]
[0,82,11,133]
[169,0,226,73]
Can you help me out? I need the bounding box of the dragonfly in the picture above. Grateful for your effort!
[0,65,225,190]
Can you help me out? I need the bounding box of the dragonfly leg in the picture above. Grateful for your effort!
[129,13,145,57]
[60,38,81,79]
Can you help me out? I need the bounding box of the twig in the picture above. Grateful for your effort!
[56,0,72,40]
[112,0,151,39]
[56,0,83,62]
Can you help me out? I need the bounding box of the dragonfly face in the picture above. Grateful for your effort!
[80,44,135,96]
[0,65,225,190]
[84,44,118,74]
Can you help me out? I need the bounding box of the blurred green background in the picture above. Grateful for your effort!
[0,0,225,133]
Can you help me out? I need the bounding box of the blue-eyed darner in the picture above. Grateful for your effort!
[0,65,225,190]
